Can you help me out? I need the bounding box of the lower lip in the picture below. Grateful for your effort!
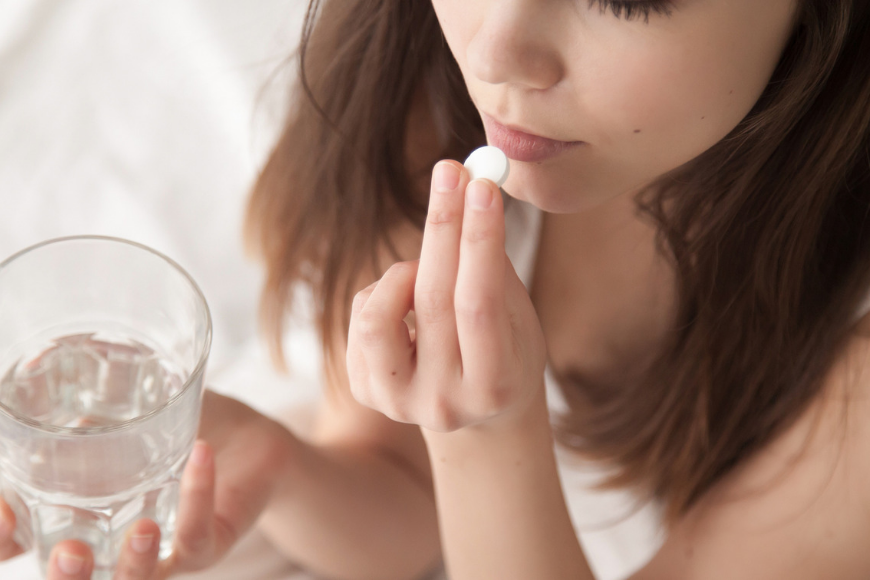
[482,114,583,163]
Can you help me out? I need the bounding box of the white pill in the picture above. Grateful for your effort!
[463,146,510,188]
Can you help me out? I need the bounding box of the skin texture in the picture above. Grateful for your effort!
[345,1,870,579]
[434,0,799,212]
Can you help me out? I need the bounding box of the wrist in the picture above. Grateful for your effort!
[422,383,551,455]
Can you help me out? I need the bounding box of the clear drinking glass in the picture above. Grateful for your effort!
[0,236,212,579]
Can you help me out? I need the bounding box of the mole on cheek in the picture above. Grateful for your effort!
[634,129,641,134]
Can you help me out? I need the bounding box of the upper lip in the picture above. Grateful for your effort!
[482,112,579,144]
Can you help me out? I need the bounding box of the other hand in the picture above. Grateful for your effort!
[0,390,295,579]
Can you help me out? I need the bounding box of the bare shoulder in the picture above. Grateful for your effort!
[634,315,870,580]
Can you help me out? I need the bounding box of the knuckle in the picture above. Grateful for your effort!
[352,290,370,314]
[427,396,460,432]
[349,381,371,407]
[355,311,387,346]
[176,525,210,555]
[383,401,411,425]
[414,288,452,324]
[477,383,512,415]
[356,386,402,421]
[426,207,460,228]
[387,261,416,278]
[454,297,496,327]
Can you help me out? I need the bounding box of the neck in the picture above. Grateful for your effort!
[530,189,676,386]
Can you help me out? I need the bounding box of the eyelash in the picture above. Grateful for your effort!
[587,0,675,22]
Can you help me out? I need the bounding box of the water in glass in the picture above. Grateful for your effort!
[0,331,198,579]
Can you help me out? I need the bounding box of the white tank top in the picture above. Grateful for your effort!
[503,196,664,580]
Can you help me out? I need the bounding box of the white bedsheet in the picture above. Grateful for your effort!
[0,1,337,578]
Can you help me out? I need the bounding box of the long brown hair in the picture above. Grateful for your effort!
[245,0,870,524]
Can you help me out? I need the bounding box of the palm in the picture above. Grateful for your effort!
[24,389,296,580]
[158,390,292,576]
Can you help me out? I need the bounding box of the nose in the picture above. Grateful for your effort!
[465,0,565,90]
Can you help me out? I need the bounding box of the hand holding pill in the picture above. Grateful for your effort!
[346,146,548,432]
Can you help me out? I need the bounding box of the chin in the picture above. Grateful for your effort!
[501,165,614,215]
[503,158,659,215]
[503,187,576,214]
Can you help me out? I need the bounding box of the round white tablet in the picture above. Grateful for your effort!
[463,146,510,188]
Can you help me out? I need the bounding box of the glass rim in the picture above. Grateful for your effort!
[0,235,213,435]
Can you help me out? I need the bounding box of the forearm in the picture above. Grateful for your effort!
[259,433,441,580]
[422,390,595,580]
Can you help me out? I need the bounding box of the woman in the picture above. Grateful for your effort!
[6,0,870,578]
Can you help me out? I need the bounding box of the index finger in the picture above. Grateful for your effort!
[415,161,470,378]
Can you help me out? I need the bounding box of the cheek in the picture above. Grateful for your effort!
[505,41,783,213]
[430,0,474,68]
[584,7,796,173]
[589,45,765,165]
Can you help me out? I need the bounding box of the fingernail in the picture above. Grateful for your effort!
[131,534,154,554]
[191,441,210,466]
[434,162,460,192]
[58,552,85,575]
[467,180,493,209]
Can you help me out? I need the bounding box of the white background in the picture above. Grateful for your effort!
[0,2,328,578]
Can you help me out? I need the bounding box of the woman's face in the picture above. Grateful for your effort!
[431,0,800,213]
